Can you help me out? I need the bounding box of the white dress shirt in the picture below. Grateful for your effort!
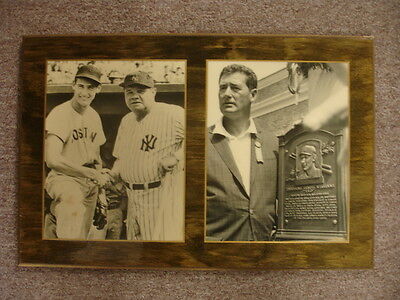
[212,118,257,195]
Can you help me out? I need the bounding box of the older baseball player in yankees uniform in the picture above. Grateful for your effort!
[44,64,111,239]
[110,71,185,241]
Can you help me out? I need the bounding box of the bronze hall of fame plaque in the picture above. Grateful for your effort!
[276,124,348,241]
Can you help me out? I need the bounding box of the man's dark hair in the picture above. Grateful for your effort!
[219,64,258,90]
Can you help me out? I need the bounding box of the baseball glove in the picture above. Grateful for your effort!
[93,189,108,230]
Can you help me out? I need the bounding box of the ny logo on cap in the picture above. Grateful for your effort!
[131,74,138,82]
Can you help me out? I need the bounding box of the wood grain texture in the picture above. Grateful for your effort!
[19,34,374,269]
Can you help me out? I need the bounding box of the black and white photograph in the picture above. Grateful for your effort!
[205,60,349,242]
[44,60,186,242]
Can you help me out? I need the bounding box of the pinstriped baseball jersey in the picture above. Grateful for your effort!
[113,102,184,241]
[113,102,184,184]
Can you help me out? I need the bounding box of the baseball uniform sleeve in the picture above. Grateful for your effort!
[173,106,185,161]
[174,106,184,142]
[95,113,106,146]
[112,116,126,159]
[46,106,69,143]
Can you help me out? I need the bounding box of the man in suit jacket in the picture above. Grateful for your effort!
[206,64,278,241]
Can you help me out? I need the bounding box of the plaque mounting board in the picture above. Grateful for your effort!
[19,34,374,269]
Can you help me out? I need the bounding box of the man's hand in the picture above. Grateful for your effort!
[159,155,179,176]
[93,171,113,188]
[100,168,111,174]
[102,164,122,184]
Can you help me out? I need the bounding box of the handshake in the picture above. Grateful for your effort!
[91,168,119,188]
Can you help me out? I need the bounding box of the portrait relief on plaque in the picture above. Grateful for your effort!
[293,140,325,184]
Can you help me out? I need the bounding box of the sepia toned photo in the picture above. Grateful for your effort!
[205,60,349,242]
[44,60,186,242]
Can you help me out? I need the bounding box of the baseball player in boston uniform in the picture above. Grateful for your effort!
[44,65,111,239]
[110,71,185,241]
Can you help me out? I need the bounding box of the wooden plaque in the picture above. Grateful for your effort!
[19,34,374,269]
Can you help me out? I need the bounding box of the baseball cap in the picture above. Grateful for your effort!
[75,65,102,84]
[300,145,316,156]
[119,71,155,88]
